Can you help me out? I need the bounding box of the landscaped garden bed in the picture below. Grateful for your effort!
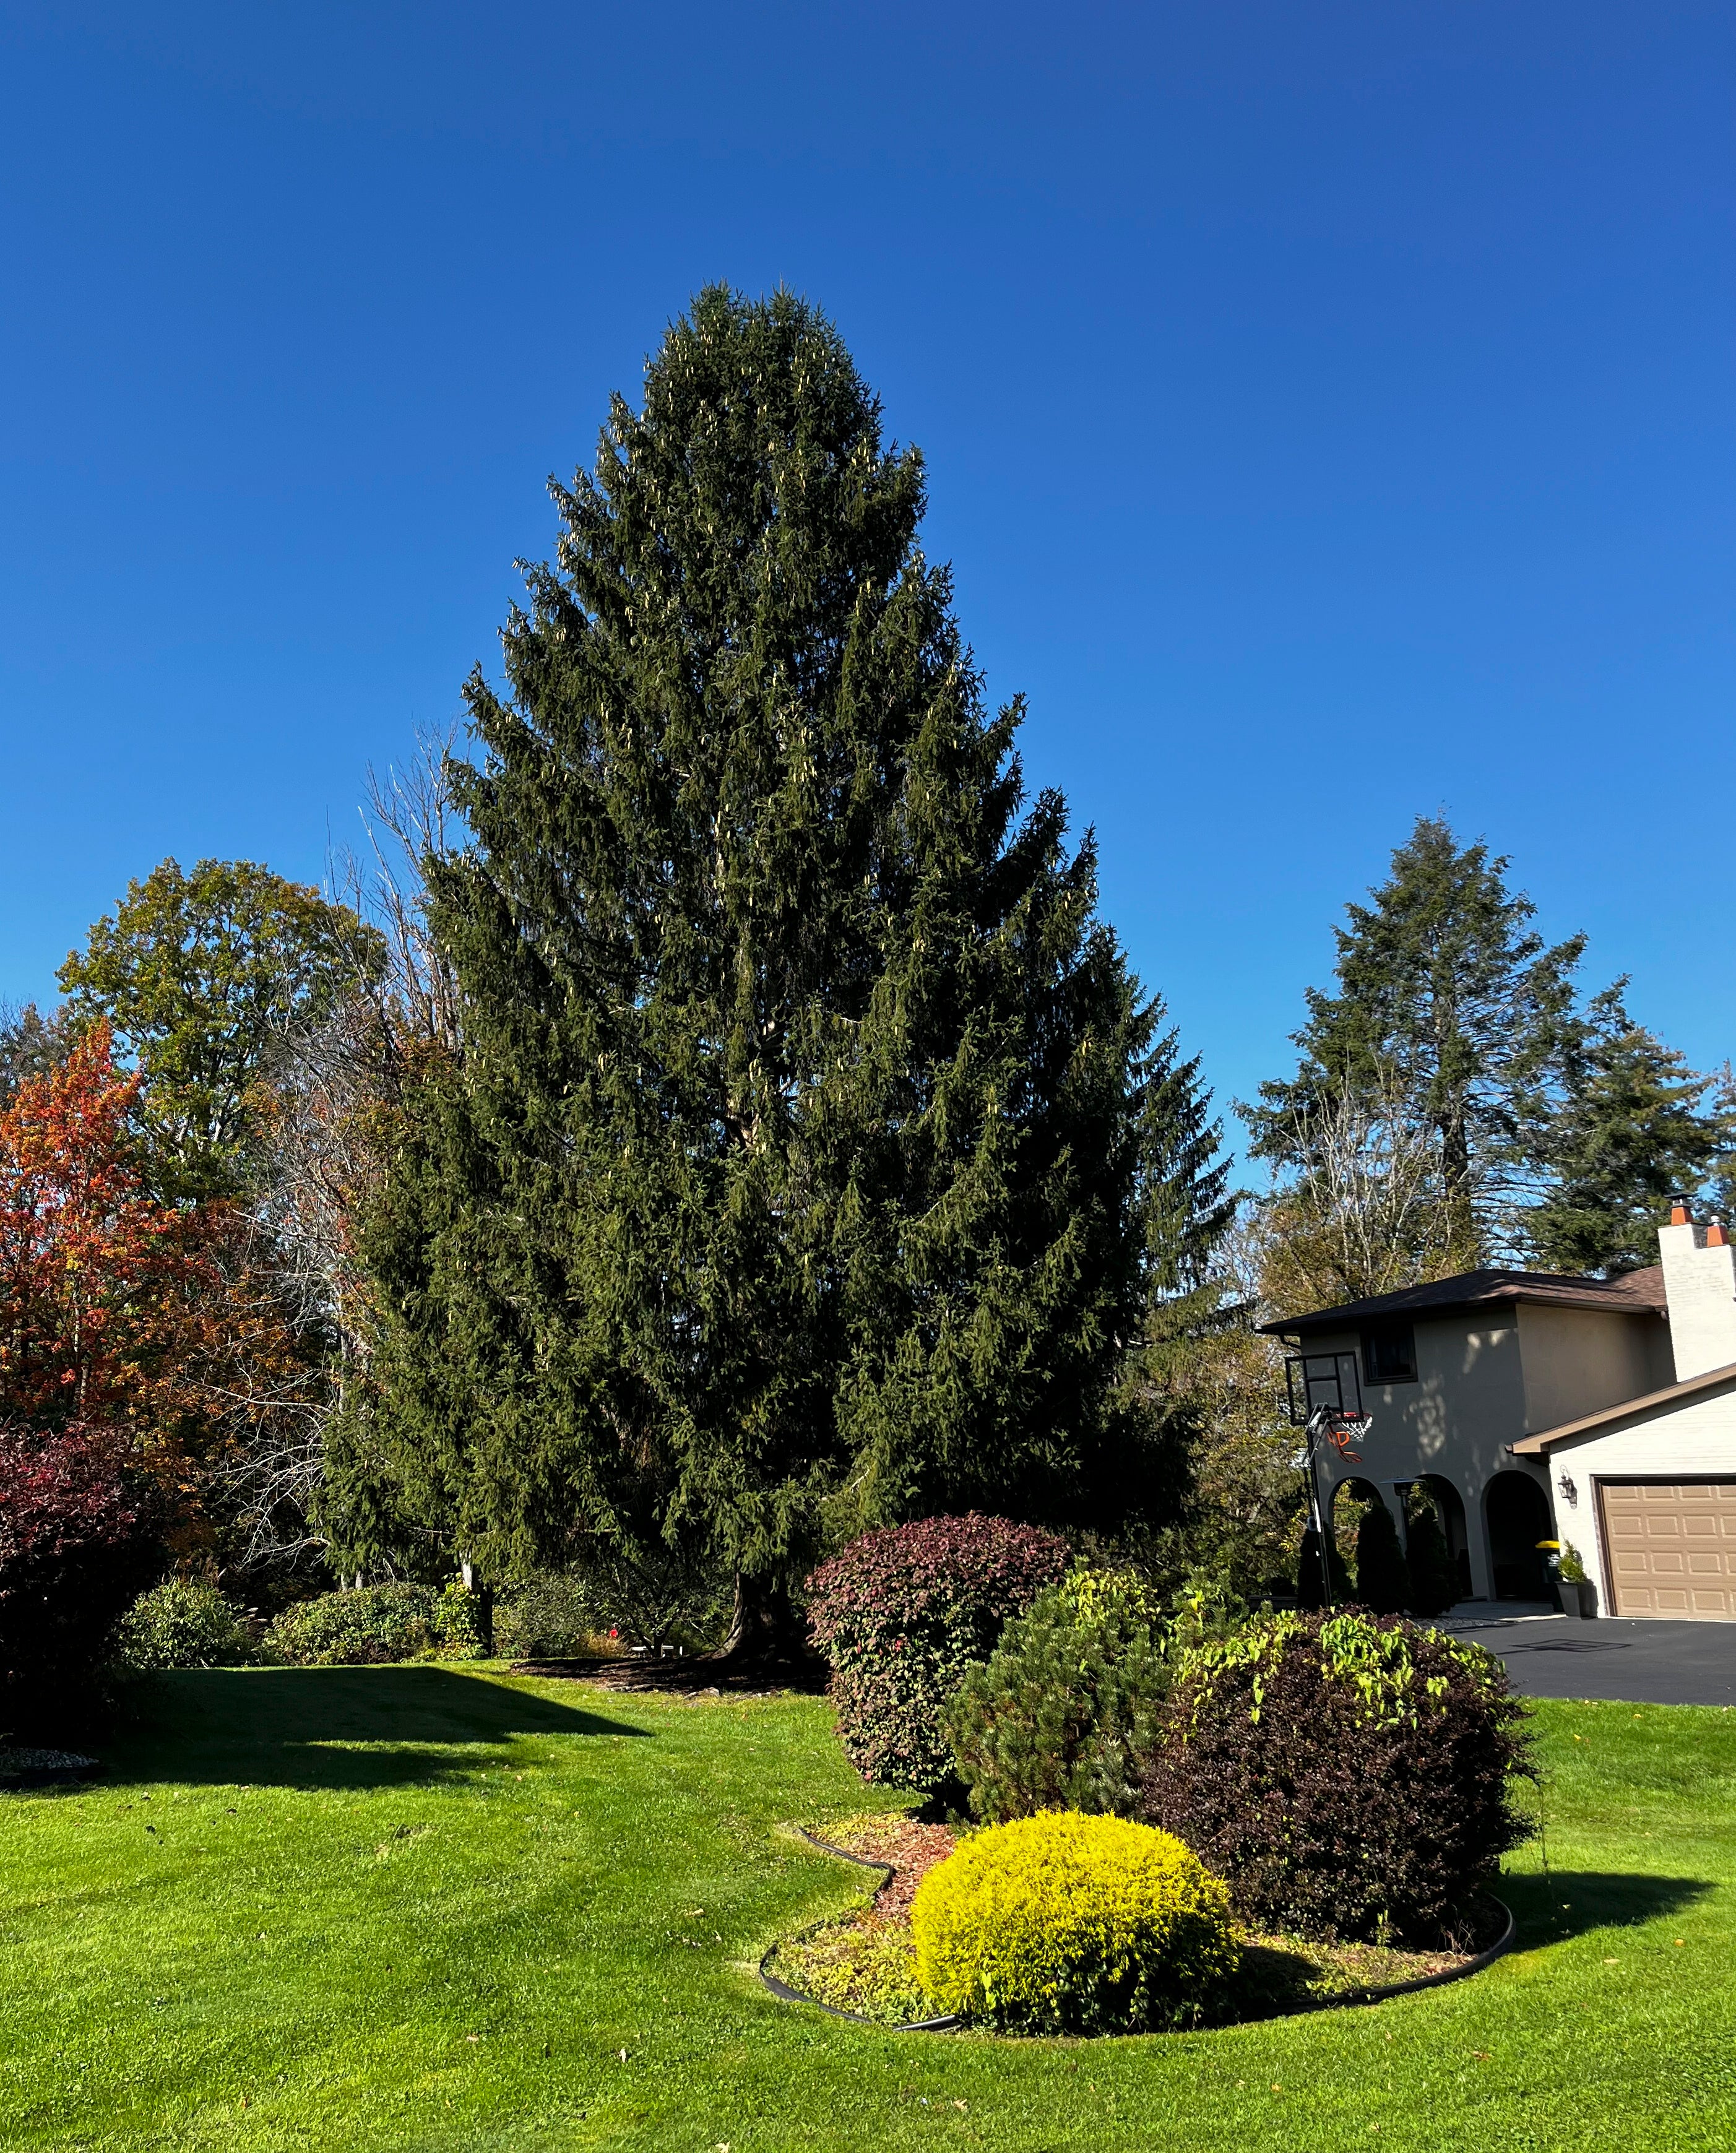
[762,1814,1513,2030]
[0,1667,1726,2149]
[0,1744,100,1790]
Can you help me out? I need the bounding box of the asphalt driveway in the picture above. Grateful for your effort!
[1441,1613,1736,1707]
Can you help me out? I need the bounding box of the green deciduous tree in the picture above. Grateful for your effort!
[59,858,384,1199]
[359,287,1229,1636]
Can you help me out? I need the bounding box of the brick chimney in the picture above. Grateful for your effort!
[1658,1206,1736,1380]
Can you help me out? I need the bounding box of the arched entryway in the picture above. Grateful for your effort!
[1411,1474,1472,1601]
[1484,1471,1553,1600]
[1329,1477,1381,1593]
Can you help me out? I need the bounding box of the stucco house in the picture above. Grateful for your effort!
[1259,1207,1736,1620]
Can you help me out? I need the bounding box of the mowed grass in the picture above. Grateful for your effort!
[2,1668,1734,2152]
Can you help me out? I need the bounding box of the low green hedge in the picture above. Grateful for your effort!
[264,1583,486,1667]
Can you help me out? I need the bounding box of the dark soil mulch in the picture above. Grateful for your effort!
[769,1814,1509,2030]
[511,1647,829,1698]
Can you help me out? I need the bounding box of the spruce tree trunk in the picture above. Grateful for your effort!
[715,1572,804,1667]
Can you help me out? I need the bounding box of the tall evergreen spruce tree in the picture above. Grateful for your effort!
[1248,817,1586,1264]
[1524,986,1732,1274]
[360,288,1227,1638]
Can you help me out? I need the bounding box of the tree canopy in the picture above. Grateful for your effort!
[59,857,384,1201]
[1525,986,1734,1274]
[1249,816,1733,1295]
[1247,816,1584,1264]
[358,286,1229,1616]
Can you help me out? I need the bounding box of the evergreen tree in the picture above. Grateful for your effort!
[1295,1522,1352,1608]
[360,288,1228,1635]
[1353,1495,1411,1614]
[1403,1486,1458,1618]
[1248,818,1585,1265]
[1524,986,1732,1274]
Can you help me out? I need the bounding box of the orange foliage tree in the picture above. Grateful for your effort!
[0,1023,205,1445]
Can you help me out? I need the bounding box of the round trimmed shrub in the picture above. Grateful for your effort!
[806,1515,1068,1790]
[1141,1610,1534,1944]
[111,1577,252,1673]
[911,1811,1239,2033]
[944,1569,1170,1823]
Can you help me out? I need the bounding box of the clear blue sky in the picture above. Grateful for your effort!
[4,3,1732,1158]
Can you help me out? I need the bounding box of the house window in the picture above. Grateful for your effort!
[1362,1322,1417,1386]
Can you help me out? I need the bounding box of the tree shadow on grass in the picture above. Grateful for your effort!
[106,1665,650,1791]
[1501,1868,1714,1948]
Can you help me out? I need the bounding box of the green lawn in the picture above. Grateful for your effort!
[2,1668,1733,2151]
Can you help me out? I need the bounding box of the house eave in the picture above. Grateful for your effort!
[1511,1361,1736,1455]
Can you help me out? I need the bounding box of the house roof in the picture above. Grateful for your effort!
[1256,1264,1667,1339]
[1511,1360,1736,1454]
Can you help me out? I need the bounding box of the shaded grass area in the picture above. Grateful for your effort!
[1,1671,1734,2150]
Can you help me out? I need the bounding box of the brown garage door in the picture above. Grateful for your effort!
[1599,1481,1736,1620]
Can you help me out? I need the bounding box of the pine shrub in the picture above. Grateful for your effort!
[111,1578,253,1673]
[910,1811,1239,2033]
[944,1570,1170,1822]
[806,1514,1068,1790]
[1141,1610,1534,1943]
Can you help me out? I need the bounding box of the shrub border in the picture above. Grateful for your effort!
[760,1826,1516,2034]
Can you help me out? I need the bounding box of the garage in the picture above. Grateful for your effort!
[1599,1480,1736,1620]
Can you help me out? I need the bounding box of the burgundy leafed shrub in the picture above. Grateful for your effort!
[0,1424,162,1729]
[1140,1610,1535,1946]
[806,1514,1069,1790]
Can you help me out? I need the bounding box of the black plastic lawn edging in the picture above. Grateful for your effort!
[759,1825,1516,2035]
[760,1827,964,2032]
[1334,1896,1516,2008]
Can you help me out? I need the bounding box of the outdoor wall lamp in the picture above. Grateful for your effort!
[1558,1474,1578,1506]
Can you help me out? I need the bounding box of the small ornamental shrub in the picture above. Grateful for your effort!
[1354,1498,1411,1615]
[1403,1491,1459,1617]
[0,1425,162,1728]
[111,1578,252,1673]
[265,1581,487,1667]
[806,1515,1068,1790]
[1142,1610,1535,1944]
[944,1569,1170,1822]
[494,1571,605,1660]
[910,1811,1240,2034]
[1295,1525,1353,1609]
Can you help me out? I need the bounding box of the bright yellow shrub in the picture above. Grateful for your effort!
[910,1810,1238,2033]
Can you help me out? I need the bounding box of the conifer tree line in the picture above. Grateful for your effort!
[5,285,1731,1629]
[1245,815,1735,1308]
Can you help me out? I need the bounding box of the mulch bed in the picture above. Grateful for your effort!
[0,1746,101,1790]
[766,1814,1509,2032]
[511,1650,827,1699]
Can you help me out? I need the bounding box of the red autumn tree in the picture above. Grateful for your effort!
[0,1022,198,1439]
